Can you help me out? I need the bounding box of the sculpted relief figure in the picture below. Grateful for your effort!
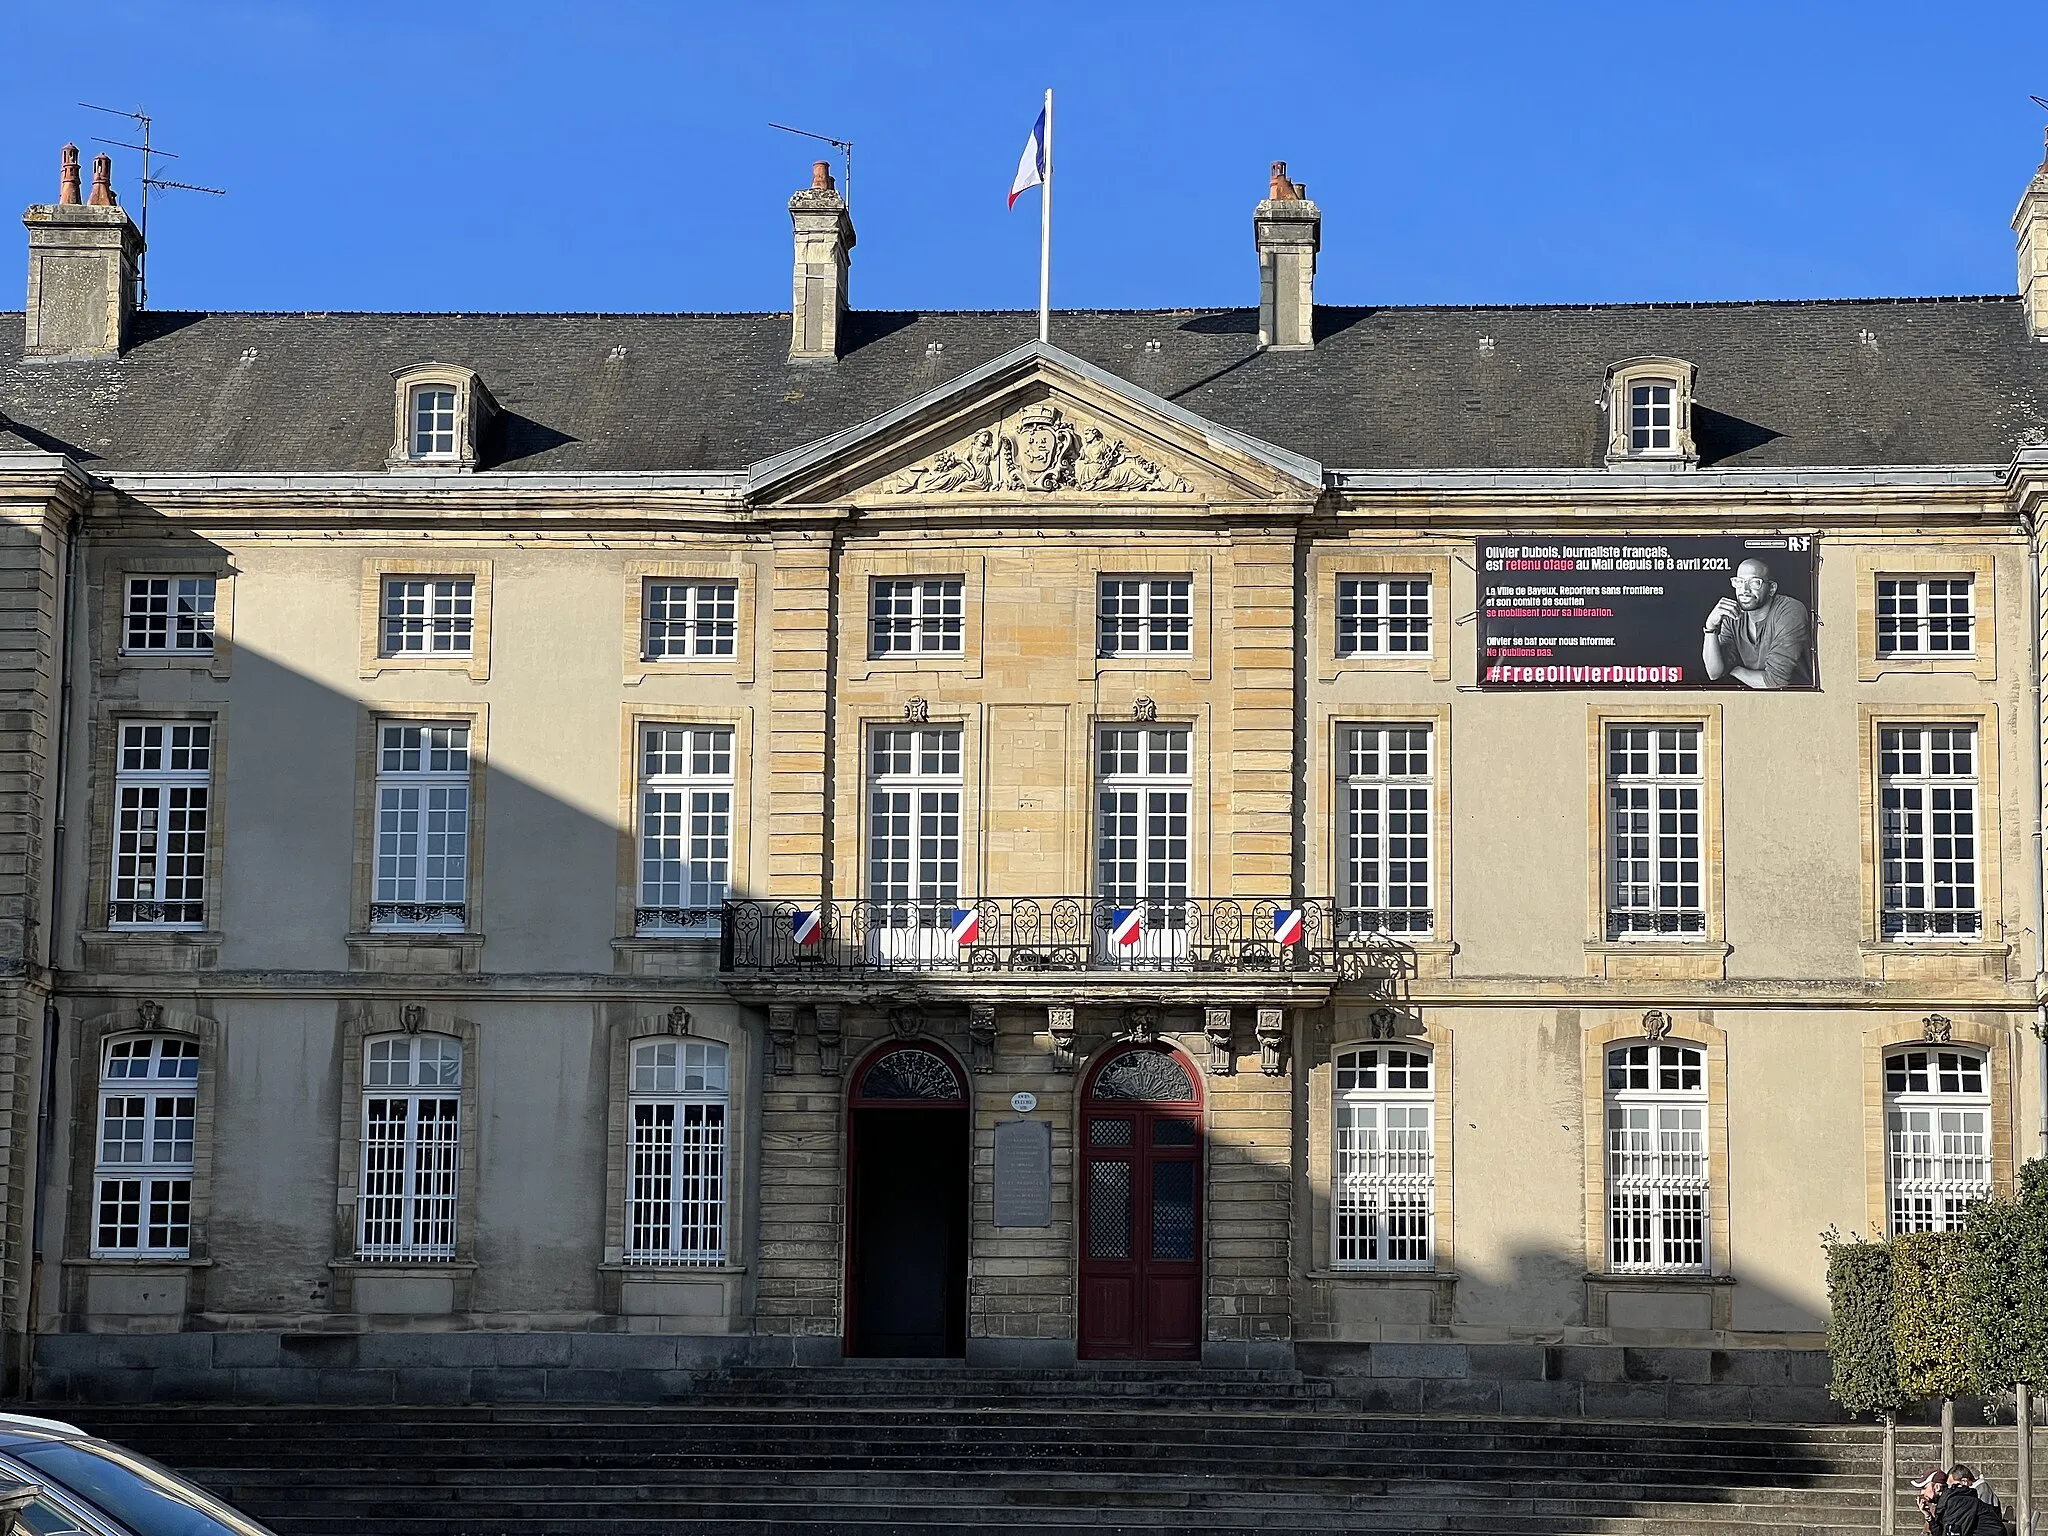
[1073,426,1190,493]
[883,404,1191,495]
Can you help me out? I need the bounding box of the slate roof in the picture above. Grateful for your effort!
[2,299,2045,475]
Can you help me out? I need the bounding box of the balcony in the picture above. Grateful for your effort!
[719,897,1414,982]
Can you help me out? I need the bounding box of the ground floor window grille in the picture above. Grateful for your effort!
[1606,1042,1708,1274]
[1333,1046,1434,1269]
[626,1039,730,1263]
[1885,1048,1992,1233]
[358,1034,461,1258]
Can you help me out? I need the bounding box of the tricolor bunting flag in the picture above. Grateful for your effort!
[1273,908,1303,947]
[791,909,822,947]
[1109,907,1143,947]
[950,906,981,945]
[1008,107,1047,208]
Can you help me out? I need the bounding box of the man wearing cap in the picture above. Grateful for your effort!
[1914,1468,1947,1535]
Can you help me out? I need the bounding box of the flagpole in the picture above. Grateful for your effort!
[1039,87,1052,344]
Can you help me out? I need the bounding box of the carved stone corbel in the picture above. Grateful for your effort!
[904,696,930,724]
[400,1003,425,1036]
[969,1003,997,1074]
[1121,1006,1160,1044]
[1368,1007,1401,1042]
[1922,1013,1954,1043]
[814,1004,843,1077]
[1047,1006,1077,1073]
[1204,1007,1235,1076]
[663,1004,691,1036]
[888,1006,923,1042]
[1256,1007,1286,1076]
[767,1005,798,1075]
[1132,696,1158,723]
[1641,1009,1674,1040]
[136,999,164,1031]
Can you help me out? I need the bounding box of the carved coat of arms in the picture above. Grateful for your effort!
[884,404,1191,495]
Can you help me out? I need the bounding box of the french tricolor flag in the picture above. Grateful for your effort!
[950,906,980,945]
[1109,907,1143,947]
[791,909,822,947]
[1008,107,1047,208]
[1273,908,1303,947]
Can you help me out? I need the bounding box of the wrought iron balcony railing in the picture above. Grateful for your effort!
[719,897,1413,980]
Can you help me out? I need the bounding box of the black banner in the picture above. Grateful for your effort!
[1477,535,1819,690]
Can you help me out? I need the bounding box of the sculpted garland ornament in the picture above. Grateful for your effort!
[885,404,1192,496]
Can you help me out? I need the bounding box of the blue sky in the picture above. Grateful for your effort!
[3,0,2044,315]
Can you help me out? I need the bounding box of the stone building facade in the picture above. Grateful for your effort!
[0,143,2045,1414]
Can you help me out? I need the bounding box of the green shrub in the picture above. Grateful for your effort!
[1892,1229,1976,1401]
[1962,1156,2048,1391]
[1823,1229,1904,1418]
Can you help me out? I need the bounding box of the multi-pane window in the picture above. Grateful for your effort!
[410,386,457,459]
[359,1035,461,1259]
[868,727,962,927]
[93,1036,199,1258]
[373,723,470,930]
[1337,578,1432,656]
[1628,380,1676,453]
[1606,725,1704,938]
[1880,726,1981,939]
[123,577,216,654]
[1098,577,1192,655]
[1606,1043,1708,1274]
[1333,1046,1434,1270]
[870,578,965,656]
[626,1039,729,1264]
[110,721,211,928]
[645,581,738,659]
[1876,578,1975,658]
[1097,725,1191,908]
[1885,1048,1993,1234]
[1340,725,1433,936]
[380,577,474,655]
[637,726,733,935]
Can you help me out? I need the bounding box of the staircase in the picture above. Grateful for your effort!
[29,1367,2043,1534]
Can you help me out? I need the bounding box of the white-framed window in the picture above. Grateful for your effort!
[93,1036,199,1258]
[645,581,738,659]
[1880,726,1981,940]
[409,386,457,459]
[870,578,964,656]
[868,727,962,928]
[1337,578,1431,656]
[373,722,470,930]
[1333,1045,1434,1270]
[1339,725,1433,937]
[626,1039,729,1264]
[1606,724,1704,939]
[358,1034,461,1259]
[123,576,216,654]
[380,576,474,656]
[637,726,733,936]
[1885,1048,1993,1234]
[110,720,211,929]
[1097,725,1191,952]
[1098,577,1192,655]
[1606,1042,1709,1274]
[1628,379,1677,454]
[1876,578,1975,658]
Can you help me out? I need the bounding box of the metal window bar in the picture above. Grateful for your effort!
[626,1100,727,1264]
[645,582,738,659]
[870,579,964,655]
[381,577,474,655]
[1337,578,1432,657]
[1876,577,1975,658]
[358,1094,461,1259]
[124,576,216,653]
[1097,577,1192,655]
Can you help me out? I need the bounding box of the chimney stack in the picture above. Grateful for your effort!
[1254,160,1320,351]
[22,145,143,360]
[788,160,855,362]
[2017,126,2048,342]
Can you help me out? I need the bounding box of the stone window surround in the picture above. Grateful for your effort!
[1854,703,2008,984]
[1081,550,1216,686]
[613,702,754,948]
[1309,705,1455,981]
[830,704,991,907]
[840,549,987,682]
[345,701,489,974]
[1310,547,1454,683]
[356,556,494,682]
[1858,1013,2015,1237]
[597,1004,754,1324]
[1305,1007,1457,1319]
[100,551,236,681]
[1578,1012,1732,1326]
[1583,703,1727,981]
[328,1002,483,1316]
[1854,549,1997,682]
[385,363,494,472]
[1602,356,1699,467]
[78,703,229,973]
[622,555,759,685]
[61,1001,222,1326]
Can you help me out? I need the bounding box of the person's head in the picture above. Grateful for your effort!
[1951,1466,1976,1486]
[1731,559,1777,611]
[1914,1469,1947,1494]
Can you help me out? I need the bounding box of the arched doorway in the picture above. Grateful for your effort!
[845,1043,969,1357]
[1079,1043,1203,1360]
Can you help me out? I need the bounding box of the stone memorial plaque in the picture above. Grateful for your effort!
[993,1118,1053,1228]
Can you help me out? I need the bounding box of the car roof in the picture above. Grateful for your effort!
[0,1412,84,1437]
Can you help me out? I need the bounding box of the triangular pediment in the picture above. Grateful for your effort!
[747,343,1323,508]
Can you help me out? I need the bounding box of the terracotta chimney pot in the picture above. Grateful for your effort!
[811,160,833,191]
[87,153,117,207]
[59,144,82,205]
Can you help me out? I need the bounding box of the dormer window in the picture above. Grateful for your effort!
[388,363,494,471]
[1604,357,1698,468]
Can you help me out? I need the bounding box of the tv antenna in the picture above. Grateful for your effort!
[769,122,853,205]
[79,103,227,309]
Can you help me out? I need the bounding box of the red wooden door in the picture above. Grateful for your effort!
[1079,1045,1202,1360]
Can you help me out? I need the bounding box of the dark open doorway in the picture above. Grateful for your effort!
[846,1044,969,1358]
